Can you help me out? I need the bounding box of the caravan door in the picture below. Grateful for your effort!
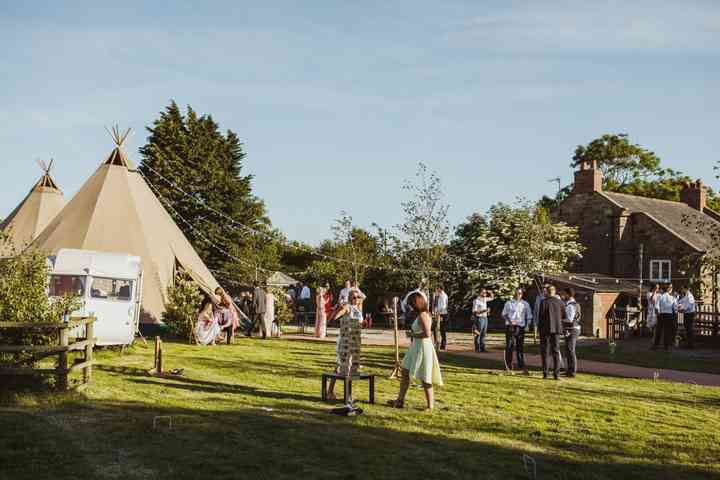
[87,277,136,345]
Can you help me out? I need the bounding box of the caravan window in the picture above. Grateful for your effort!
[49,275,86,297]
[90,278,134,301]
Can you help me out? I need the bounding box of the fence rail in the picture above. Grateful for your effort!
[0,316,96,391]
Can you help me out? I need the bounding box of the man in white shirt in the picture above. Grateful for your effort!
[502,288,532,374]
[338,280,352,305]
[561,287,581,378]
[472,289,492,352]
[653,284,678,351]
[434,287,449,350]
[678,286,696,349]
[299,283,311,301]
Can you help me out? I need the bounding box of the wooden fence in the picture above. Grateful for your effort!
[611,304,720,342]
[0,317,96,391]
[692,304,720,337]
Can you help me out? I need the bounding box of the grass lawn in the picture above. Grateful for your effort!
[515,333,720,376]
[574,340,720,376]
[1,338,719,480]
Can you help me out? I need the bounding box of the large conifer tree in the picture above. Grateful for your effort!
[139,101,281,289]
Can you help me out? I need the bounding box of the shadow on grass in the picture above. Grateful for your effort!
[1,399,716,480]
[95,365,319,403]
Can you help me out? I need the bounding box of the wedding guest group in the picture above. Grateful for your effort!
[647,283,697,350]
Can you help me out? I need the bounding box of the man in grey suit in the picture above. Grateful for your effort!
[538,285,566,380]
[250,284,267,339]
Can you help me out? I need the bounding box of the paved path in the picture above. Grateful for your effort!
[284,328,720,387]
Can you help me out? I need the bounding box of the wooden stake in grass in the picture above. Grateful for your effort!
[389,297,402,379]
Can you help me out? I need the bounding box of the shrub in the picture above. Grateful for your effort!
[0,237,81,369]
[162,273,202,342]
[269,287,292,326]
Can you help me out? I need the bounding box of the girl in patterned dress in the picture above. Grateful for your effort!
[325,291,364,402]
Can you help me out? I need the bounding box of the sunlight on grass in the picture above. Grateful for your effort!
[1,338,719,479]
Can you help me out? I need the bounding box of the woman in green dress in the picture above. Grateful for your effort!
[388,292,443,411]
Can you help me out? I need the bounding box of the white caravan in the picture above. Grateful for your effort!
[47,249,143,346]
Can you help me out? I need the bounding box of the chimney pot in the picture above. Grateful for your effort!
[680,180,707,211]
[573,160,603,194]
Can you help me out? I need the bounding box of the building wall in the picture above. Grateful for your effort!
[593,292,621,338]
[555,192,623,274]
[555,192,707,301]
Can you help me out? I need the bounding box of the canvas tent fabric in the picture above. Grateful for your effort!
[32,146,220,324]
[1,170,65,256]
[267,271,298,287]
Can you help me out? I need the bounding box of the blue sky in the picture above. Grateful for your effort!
[1,1,719,243]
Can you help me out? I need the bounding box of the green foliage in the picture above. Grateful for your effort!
[139,101,281,291]
[448,200,584,299]
[0,236,81,366]
[268,287,292,326]
[572,133,662,188]
[162,273,203,342]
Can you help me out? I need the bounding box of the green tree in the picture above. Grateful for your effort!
[397,163,451,287]
[139,101,281,290]
[544,133,720,211]
[299,214,380,289]
[572,133,663,189]
[449,201,584,299]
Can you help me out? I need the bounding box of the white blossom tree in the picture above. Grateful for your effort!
[449,200,584,298]
[397,163,451,286]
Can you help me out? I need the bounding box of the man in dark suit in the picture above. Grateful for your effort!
[250,284,267,339]
[538,285,566,380]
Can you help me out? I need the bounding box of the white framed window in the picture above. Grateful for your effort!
[649,260,672,283]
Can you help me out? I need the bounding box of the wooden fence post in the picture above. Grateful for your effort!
[84,318,94,385]
[57,326,69,390]
[155,336,163,374]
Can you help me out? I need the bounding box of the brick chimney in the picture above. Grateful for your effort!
[573,159,603,194]
[680,179,706,211]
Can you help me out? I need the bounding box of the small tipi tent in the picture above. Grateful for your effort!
[32,127,221,324]
[1,160,66,256]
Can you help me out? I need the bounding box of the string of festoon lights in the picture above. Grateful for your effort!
[138,171,281,275]
[139,164,511,276]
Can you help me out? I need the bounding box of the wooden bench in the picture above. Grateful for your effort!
[321,372,375,405]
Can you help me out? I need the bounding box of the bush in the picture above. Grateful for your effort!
[0,237,81,368]
[269,287,292,326]
[162,273,202,342]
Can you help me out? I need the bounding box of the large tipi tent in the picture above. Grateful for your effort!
[1,160,66,256]
[32,128,221,324]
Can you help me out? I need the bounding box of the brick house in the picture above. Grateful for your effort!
[555,161,720,309]
[532,273,637,338]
